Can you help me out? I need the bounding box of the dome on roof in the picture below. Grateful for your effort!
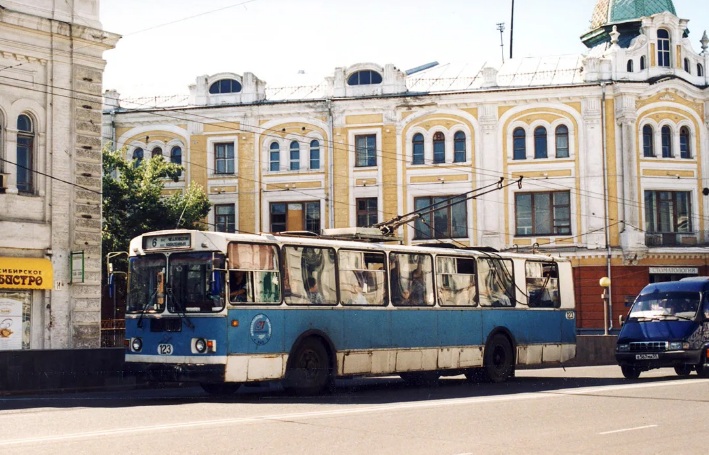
[590,0,676,29]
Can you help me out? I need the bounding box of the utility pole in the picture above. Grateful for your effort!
[497,22,506,64]
[510,0,515,59]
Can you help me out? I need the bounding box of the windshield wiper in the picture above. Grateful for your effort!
[137,289,157,329]
[165,282,194,329]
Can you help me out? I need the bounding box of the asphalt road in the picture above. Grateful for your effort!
[1,365,707,455]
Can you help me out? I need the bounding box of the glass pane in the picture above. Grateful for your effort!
[515,194,532,235]
[534,193,552,234]
[478,258,514,307]
[282,246,337,305]
[390,253,433,306]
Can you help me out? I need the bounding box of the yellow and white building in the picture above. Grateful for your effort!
[103,0,709,331]
[0,0,118,349]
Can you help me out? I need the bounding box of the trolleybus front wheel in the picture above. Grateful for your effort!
[284,338,332,396]
[483,334,514,383]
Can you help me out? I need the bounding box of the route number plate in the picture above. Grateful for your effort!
[158,344,173,355]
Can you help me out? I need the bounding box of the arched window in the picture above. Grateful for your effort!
[627,60,634,72]
[433,132,445,164]
[309,140,320,170]
[698,64,705,77]
[640,56,647,70]
[171,146,182,176]
[151,147,162,158]
[16,114,34,193]
[347,70,383,86]
[412,133,424,165]
[657,29,671,68]
[679,126,691,159]
[534,126,547,159]
[661,126,672,158]
[555,125,569,158]
[132,147,144,167]
[209,79,242,94]
[642,125,654,157]
[289,141,300,171]
[513,128,526,160]
[269,142,280,172]
[453,131,466,163]
[170,146,182,165]
[684,58,691,73]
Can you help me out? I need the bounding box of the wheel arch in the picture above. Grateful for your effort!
[286,329,337,372]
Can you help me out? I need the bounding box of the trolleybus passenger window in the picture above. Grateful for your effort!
[525,261,560,308]
[437,256,477,306]
[478,258,515,307]
[390,253,434,306]
[282,245,336,305]
[339,250,386,306]
[227,243,281,304]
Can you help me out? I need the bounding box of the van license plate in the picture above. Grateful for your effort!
[635,354,658,360]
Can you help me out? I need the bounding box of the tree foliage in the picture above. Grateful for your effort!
[102,146,211,258]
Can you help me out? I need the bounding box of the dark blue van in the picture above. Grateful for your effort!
[616,277,709,379]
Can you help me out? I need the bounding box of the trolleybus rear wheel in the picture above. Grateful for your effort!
[284,338,332,396]
[483,334,514,383]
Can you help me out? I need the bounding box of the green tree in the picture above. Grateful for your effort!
[102,146,211,258]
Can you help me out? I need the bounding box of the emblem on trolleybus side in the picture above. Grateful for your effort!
[250,314,272,346]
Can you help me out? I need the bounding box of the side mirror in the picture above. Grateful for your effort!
[619,314,625,326]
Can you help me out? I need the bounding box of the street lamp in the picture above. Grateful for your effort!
[599,276,611,336]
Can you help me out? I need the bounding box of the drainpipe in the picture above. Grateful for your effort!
[600,82,613,334]
[327,99,335,228]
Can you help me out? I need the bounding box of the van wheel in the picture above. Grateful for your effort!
[696,351,709,378]
[621,365,641,379]
[674,365,692,376]
[284,338,332,396]
[399,371,440,386]
[483,334,514,383]
[200,382,241,395]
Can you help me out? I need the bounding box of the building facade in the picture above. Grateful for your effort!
[103,0,709,331]
[0,1,118,349]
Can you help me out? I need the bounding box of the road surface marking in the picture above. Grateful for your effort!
[600,424,658,435]
[0,378,706,447]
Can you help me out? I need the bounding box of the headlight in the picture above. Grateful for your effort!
[131,337,143,352]
[617,344,630,352]
[194,338,207,353]
[668,342,688,350]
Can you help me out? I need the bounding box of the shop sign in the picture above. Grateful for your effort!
[0,257,53,290]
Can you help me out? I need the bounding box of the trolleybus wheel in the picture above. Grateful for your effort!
[483,334,514,383]
[200,382,241,395]
[399,371,440,387]
[674,365,692,376]
[620,365,641,379]
[284,338,332,396]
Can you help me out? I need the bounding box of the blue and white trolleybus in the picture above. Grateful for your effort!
[122,228,577,395]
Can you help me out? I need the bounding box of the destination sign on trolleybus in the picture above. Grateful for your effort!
[143,234,192,250]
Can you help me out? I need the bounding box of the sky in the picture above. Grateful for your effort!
[99,0,709,98]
